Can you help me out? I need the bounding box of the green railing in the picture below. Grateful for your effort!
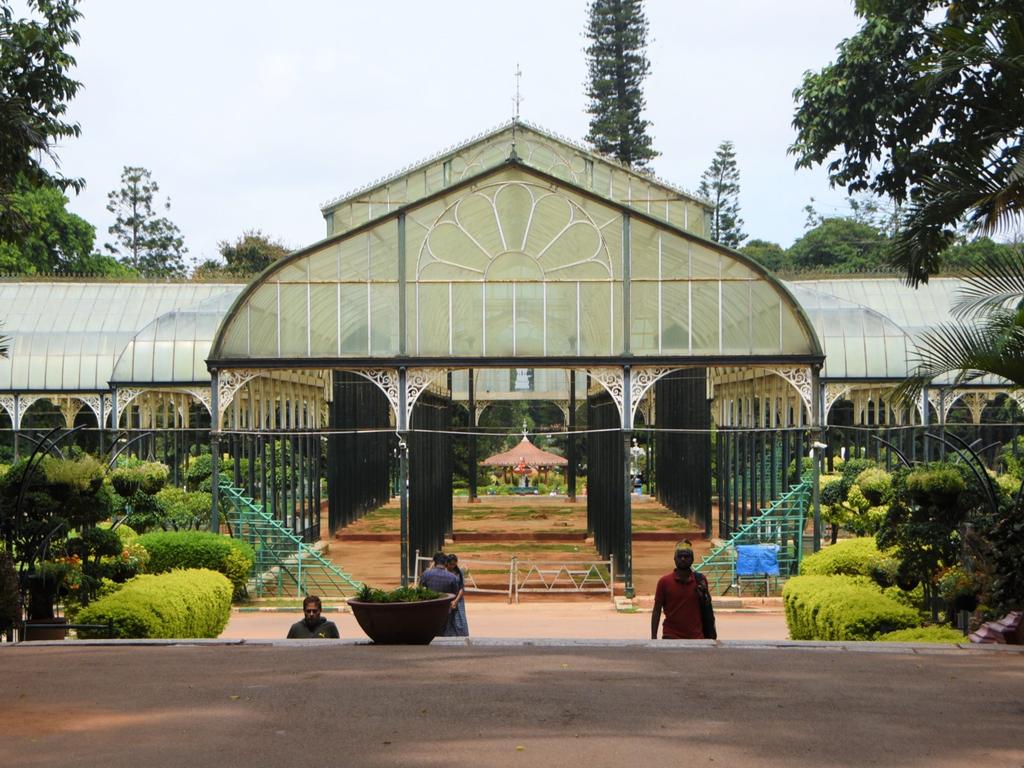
[696,481,811,596]
[218,480,362,598]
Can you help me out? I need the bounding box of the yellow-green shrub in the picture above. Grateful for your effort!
[77,568,231,638]
[136,531,254,599]
[799,537,882,576]
[783,575,919,640]
[876,626,964,644]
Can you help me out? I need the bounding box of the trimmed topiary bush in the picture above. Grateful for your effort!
[799,537,883,577]
[77,568,232,638]
[136,531,254,599]
[783,575,919,640]
[876,626,964,644]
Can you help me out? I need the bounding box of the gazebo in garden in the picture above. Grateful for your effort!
[481,430,568,487]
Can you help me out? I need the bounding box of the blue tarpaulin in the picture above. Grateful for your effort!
[736,544,780,576]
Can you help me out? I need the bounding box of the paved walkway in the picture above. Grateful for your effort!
[3,640,1022,767]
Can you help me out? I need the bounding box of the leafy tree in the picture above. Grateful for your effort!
[105,166,187,278]
[790,1,1024,285]
[195,229,289,278]
[740,239,789,272]
[697,140,746,248]
[0,0,84,248]
[583,0,658,169]
[0,182,132,275]
[788,217,890,272]
[940,237,1017,273]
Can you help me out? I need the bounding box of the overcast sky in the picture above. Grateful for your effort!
[48,1,864,267]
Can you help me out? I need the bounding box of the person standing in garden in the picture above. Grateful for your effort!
[442,553,469,636]
[287,595,340,639]
[651,541,717,640]
[420,552,460,598]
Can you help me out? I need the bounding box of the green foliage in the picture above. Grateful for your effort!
[997,435,1024,479]
[109,460,168,497]
[136,531,254,600]
[799,538,885,577]
[935,565,979,602]
[355,584,442,603]
[583,0,657,168]
[790,1,1024,284]
[698,140,746,248]
[983,499,1024,614]
[788,218,889,272]
[0,547,18,633]
[104,165,187,277]
[153,487,211,531]
[196,229,289,277]
[77,568,232,639]
[876,626,964,644]
[740,239,789,272]
[0,0,85,248]
[783,575,920,641]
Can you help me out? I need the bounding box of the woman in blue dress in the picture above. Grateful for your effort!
[443,553,469,636]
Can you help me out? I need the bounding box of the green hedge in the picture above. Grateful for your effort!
[799,537,882,577]
[876,626,964,644]
[77,568,232,638]
[136,531,254,599]
[783,575,920,640]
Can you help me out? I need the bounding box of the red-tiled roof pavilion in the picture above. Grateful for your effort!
[481,436,568,468]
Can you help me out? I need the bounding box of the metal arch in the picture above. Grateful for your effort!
[586,366,626,426]
[406,367,450,416]
[0,395,14,424]
[346,368,401,426]
[78,394,104,425]
[216,370,261,423]
[824,384,852,418]
[767,367,814,418]
[183,387,213,417]
[629,366,675,426]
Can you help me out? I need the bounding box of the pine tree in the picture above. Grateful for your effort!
[105,166,187,278]
[697,140,746,248]
[584,0,658,169]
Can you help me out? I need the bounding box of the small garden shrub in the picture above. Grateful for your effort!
[355,584,442,602]
[136,531,254,599]
[799,537,883,577]
[876,626,964,644]
[783,575,919,640]
[109,461,169,497]
[77,568,232,639]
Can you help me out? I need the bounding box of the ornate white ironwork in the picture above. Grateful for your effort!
[114,388,143,424]
[474,399,492,423]
[78,394,103,424]
[927,390,957,423]
[586,367,625,425]
[406,367,448,415]
[0,395,14,423]
[768,367,813,416]
[639,390,656,426]
[823,384,851,417]
[183,387,213,417]
[958,391,990,424]
[350,368,400,423]
[56,397,84,429]
[629,366,673,424]
[552,399,570,425]
[216,369,260,420]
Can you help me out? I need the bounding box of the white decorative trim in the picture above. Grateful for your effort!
[768,367,813,416]
[629,366,674,424]
[474,399,492,423]
[406,368,448,415]
[56,397,84,429]
[115,389,143,424]
[217,369,260,421]
[586,367,625,426]
[552,400,570,425]
[351,368,401,423]
[78,394,103,424]
[183,387,213,417]
[958,392,990,425]
[824,384,851,417]
[0,395,14,423]
[639,390,655,425]
[927,390,957,422]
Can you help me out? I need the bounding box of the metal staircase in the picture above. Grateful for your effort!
[696,481,811,596]
[218,480,363,598]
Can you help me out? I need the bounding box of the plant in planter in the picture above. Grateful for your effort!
[0,455,112,626]
[347,584,455,645]
[937,566,982,612]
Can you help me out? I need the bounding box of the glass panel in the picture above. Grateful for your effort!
[661,233,689,280]
[247,284,278,356]
[309,243,340,282]
[451,283,483,356]
[515,283,544,356]
[781,305,814,355]
[578,282,612,356]
[309,284,339,356]
[545,283,578,355]
[630,282,659,354]
[661,281,689,353]
[278,285,308,356]
[339,284,368,355]
[132,340,154,382]
[275,259,307,283]
[484,283,513,356]
[368,283,397,355]
[721,282,752,354]
[153,340,174,380]
[630,220,660,280]
[369,221,398,281]
[172,340,195,381]
[691,281,719,353]
[416,283,449,356]
[338,233,369,281]
[691,244,720,278]
[749,282,782,353]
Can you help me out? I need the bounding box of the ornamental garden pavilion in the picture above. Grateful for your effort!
[1,121,1016,594]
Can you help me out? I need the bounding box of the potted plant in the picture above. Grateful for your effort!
[347,585,455,644]
[937,566,980,612]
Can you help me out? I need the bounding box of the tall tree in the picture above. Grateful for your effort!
[584,0,658,169]
[741,239,789,272]
[0,0,85,244]
[218,229,289,275]
[788,218,889,272]
[790,0,1024,285]
[105,166,187,278]
[697,140,746,248]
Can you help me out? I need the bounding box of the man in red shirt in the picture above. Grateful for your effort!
[651,541,717,640]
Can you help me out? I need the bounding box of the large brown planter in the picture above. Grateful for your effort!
[347,594,455,644]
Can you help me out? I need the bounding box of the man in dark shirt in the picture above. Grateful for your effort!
[287,595,340,639]
[651,541,716,640]
[420,552,460,602]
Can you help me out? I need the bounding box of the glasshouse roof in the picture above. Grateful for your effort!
[0,282,242,392]
[212,162,822,365]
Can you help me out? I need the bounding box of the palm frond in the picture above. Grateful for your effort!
[953,246,1024,318]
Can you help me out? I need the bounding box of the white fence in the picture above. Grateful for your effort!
[414,551,615,603]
